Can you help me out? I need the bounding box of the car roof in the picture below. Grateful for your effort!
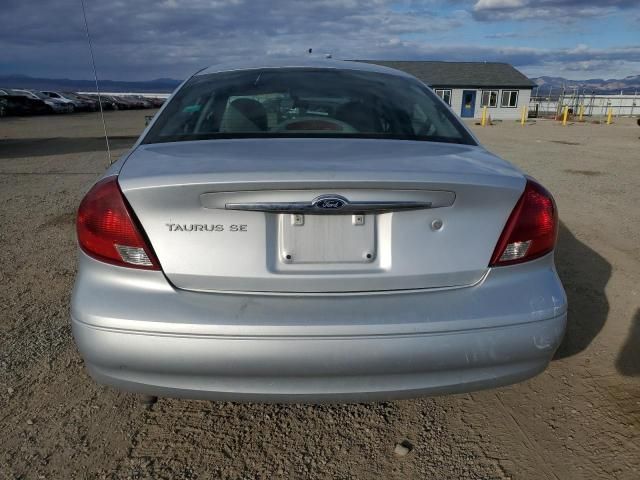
[196,57,415,80]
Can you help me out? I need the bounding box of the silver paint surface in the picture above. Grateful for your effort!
[71,60,567,401]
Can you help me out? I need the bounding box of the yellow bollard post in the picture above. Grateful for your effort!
[606,107,613,124]
[520,106,526,126]
[579,104,584,121]
[481,106,487,127]
[562,105,568,126]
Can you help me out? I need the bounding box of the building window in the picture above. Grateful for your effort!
[435,89,452,106]
[501,90,519,108]
[481,90,498,108]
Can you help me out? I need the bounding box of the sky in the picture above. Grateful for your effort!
[1,0,639,81]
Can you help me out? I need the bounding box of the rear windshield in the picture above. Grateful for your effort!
[142,68,476,146]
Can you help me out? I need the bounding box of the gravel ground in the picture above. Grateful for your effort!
[1,110,638,479]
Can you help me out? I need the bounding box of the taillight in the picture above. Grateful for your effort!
[490,178,557,267]
[76,176,160,270]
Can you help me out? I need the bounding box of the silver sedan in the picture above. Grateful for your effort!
[71,59,567,402]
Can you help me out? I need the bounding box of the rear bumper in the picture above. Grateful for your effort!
[71,252,567,402]
[73,315,565,402]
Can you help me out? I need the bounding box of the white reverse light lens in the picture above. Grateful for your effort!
[115,244,153,266]
[499,240,531,262]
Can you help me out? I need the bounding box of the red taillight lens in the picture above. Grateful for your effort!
[490,178,558,267]
[76,176,160,270]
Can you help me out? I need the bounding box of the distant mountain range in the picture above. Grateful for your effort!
[2,73,639,94]
[531,75,640,94]
[0,74,182,93]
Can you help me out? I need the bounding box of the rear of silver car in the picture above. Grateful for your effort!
[71,61,566,402]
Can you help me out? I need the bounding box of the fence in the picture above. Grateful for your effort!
[529,89,639,119]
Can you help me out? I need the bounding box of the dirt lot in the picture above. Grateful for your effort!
[1,110,638,479]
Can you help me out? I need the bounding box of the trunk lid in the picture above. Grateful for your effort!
[119,138,525,293]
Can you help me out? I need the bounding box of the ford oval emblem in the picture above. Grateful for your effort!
[312,194,348,210]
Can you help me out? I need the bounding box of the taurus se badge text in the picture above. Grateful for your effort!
[166,223,248,232]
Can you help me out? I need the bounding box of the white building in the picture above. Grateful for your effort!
[363,61,535,120]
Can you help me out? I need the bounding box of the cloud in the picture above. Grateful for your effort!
[0,0,464,79]
[376,43,640,68]
[562,60,621,72]
[472,0,638,21]
[0,0,638,81]
[483,32,521,39]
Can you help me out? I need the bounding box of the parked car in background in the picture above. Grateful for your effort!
[130,95,155,108]
[1,88,162,116]
[77,93,118,111]
[0,89,55,115]
[145,96,166,108]
[11,89,73,113]
[101,95,131,110]
[111,95,135,109]
[63,92,99,111]
[41,91,77,111]
[115,95,146,109]
[42,91,97,112]
[72,59,566,403]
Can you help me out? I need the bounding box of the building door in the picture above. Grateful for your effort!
[460,90,476,117]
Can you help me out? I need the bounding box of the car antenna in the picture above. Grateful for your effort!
[80,0,112,166]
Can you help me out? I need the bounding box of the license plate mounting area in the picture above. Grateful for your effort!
[279,213,376,264]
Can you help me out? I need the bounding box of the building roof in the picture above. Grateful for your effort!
[358,60,536,89]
